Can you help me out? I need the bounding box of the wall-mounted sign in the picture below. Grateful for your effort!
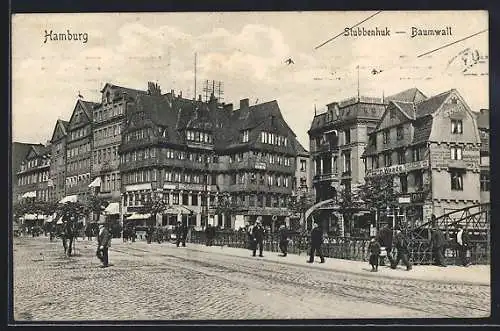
[366,160,429,178]
[398,196,411,204]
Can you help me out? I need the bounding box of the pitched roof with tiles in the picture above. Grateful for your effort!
[386,88,427,104]
[102,83,148,101]
[79,100,99,119]
[411,115,434,144]
[414,90,453,118]
[391,101,416,120]
[12,142,40,175]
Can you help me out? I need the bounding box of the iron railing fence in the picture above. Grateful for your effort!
[187,229,490,265]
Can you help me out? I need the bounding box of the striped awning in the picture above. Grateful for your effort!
[59,195,78,203]
[88,177,101,188]
[126,213,151,220]
[22,191,36,198]
[103,202,120,215]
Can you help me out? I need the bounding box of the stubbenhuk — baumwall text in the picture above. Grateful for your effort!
[44,30,88,44]
[344,27,391,37]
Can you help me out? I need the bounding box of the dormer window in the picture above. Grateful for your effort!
[451,119,463,134]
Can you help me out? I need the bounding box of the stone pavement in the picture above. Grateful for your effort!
[183,242,490,286]
[12,236,490,321]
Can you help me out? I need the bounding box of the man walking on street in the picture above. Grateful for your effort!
[430,216,447,267]
[456,224,472,267]
[251,218,265,257]
[391,229,412,271]
[96,220,112,268]
[307,222,325,263]
[175,221,187,247]
[278,224,289,257]
[376,224,395,267]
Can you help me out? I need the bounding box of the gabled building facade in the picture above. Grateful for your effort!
[363,89,482,226]
[475,109,490,204]
[64,99,98,202]
[90,83,148,209]
[16,144,51,202]
[12,142,41,204]
[49,119,69,202]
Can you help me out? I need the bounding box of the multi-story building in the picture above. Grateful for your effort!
[12,142,41,205]
[475,109,489,204]
[49,119,69,202]
[16,144,52,202]
[63,99,98,203]
[293,142,311,196]
[363,89,482,226]
[90,83,148,216]
[119,89,304,230]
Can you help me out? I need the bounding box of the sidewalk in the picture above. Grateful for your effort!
[180,242,490,286]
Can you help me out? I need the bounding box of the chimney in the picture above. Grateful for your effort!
[179,91,182,98]
[198,94,202,102]
[223,103,233,112]
[171,89,174,95]
[240,98,249,109]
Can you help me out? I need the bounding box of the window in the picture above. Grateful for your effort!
[397,126,404,140]
[344,129,351,144]
[242,130,249,143]
[480,173,490,191]
[451,147,463,160]
[451,119,463,134]
[414,171,423,190]
[342,151,351,173]
[384,152,392,167]
[172,193,179,205]
[300,160,307,172]
[383,129,390,144]
[450,170,464,191]
[399,175,408,193]
[397,149,406,164]
[412,148,421,162]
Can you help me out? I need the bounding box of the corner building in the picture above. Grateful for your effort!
[119,91,305,230]
[363,89,482,225]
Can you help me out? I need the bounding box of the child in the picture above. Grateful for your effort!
[368,237,381,272]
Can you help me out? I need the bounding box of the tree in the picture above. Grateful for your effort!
[142,193,168,226]
[85,195,108,221]
[288,192,315,231]
[357,176,399,211]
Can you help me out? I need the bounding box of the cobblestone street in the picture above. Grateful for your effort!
[12,236,490,321]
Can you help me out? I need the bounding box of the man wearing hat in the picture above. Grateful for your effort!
[456,224,471,267]
[251,217,265,257]
[278,224,289,257]
[390,228,412,271]
[175,221,187,247]
[96,219,112,268]
[308,222,325,263]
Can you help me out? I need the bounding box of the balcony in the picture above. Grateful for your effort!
[313,172,339,183]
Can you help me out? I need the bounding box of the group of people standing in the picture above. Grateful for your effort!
[368,216,473,272]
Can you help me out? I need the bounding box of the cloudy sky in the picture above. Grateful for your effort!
[12,11,488,148]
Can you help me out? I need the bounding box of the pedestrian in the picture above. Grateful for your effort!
[210,224,217,246]
[429,216,447,267]
[368,236,381,272]
[278,224,289,257]
[376,224,395,267]
[391,229,412,271]
[205,224,213,246]
[307,222,325,263]
[156,226,163,244]
[175,221,187,247]
[146,225,154,244]
[62,216,76,257]
[96,220,112,268]
[456,225,472,267]
[251,218,265,257]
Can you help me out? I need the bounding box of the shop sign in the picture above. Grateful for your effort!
[366,160,429,178]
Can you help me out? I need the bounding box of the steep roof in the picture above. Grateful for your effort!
[414,90,453,118]
[386,88,427,104]
[391,101,416,120]
[309,113,328,132]
[12,142,40,175]
[79,100,99,119]
[101,83,148,100]
[294,138,309,156]
[411,115,434,144]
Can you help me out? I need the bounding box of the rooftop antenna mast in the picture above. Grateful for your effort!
[194,52,197,100]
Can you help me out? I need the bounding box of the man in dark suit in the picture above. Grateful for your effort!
[175,221,187,247]
[391,229,412,271]
[429,215,447,267]
[278,224,289,257]
[376,224,395,267]
[307,222,325,263]
[456,224,472,267]
[96,220,112,268]
[251,218,265,257]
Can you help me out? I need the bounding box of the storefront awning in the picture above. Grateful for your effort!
[22,191,36,198]
[104,202,120,215]
[88,177,101,188]
[59,195,78,203]
[165,205,193,215]
[23,214,47,220]
[126,213,151,220]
